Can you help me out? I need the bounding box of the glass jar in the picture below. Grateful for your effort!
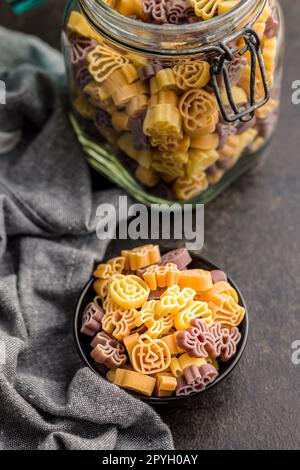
[62,0,284,204]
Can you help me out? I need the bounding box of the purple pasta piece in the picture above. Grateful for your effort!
[210,269,228,284]
[185,6,198,21]
[206,163,219,177]
[217,159,231,171]
[176,375,194,396]
[160,248,192,270]
[81,302,104,336]
[176,319,216,359]
[206,51,246,94]
[183,364,202,385]
[129,115,150,150]
[236,115,256,135]
[75,64,93,89]
[210,323,241,362]
[265,7,280,38]
[95,108,113,129]
[175,363,219,396]
[143,0,168,24]
[227,54,248,87]
[90,332,127,369]
[198,363,219,386]
[138,61,163,81]
[166,0,199,24]
[187,15,200,23]
[216,119,239,150]
[69,34,97,66]
[166,0,187,24]
[256,110,278,139]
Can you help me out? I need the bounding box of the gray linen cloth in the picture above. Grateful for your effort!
[0,27,174,450]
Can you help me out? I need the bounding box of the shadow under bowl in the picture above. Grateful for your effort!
[73,252,249,406]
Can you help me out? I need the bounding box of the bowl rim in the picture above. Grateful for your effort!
[73,252,249,405]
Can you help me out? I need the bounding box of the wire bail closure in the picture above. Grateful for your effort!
[210,28,270,123]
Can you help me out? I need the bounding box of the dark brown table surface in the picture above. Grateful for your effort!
[1,0,299,450]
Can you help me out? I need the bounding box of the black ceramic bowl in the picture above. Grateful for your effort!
[74,252,248,405]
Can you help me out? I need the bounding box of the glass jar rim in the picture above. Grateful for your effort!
[78,0,267,54]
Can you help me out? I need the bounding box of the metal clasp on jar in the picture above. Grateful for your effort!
[209,28,270,123]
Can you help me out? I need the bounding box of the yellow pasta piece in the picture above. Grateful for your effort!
[157,134,190,153]
[93,263,113,279]
[209,293,245,328]
[111,111,130,131]
[116,0,147,20]
[135,300,173,339]
[123,332,139,361]
[143,264,181,291]
[67,11,103,42]
[179,89,218,137]
[239,65,273,102]
[73,94,96,120]
[127,53,148,67]
[126,94,149,118]
[255,98,278,120]
[88,45,129,84]
[263,37,277,76]
[107,256,127,274]
[199,281,239,304]
[101,300,137,341]
[250,136,265,153]
[217,0,240,15]
[122,244,161,271]
[155,285,196,316]
[150,68,177,94]
[135,165,160,187]
[173,300,214,330]
[190,133,219,150]
[173,61,210,90]
[179,269,213,292]
[109,368,156,397]
[111,81,148,107]
[170,357,183,377]
[144,104,182,138]
[109,274,150,309]
[118,133,152,169]
[178,354,207,371]
[257,0,271,24]
[154,149,189,165]
[107,64,139,89]
[93,279,109,300]
[170,355,206,377]
[187,148,219,176]
[161,332,185,356]
[191,0,223,20]
[253,21,266,40]
[221,86,248,106]
[84,81,110,105]
[152,160,184,182]
[131,334,171,375]
[173,173,209,200]
[149,90,179,107]
[156,373,177,392]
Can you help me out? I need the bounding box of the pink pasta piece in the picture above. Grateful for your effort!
[81,302,104,336]
[176,318,216,358]
[210,323,241,362]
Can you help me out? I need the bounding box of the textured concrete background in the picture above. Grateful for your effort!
[1,0,299,450]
